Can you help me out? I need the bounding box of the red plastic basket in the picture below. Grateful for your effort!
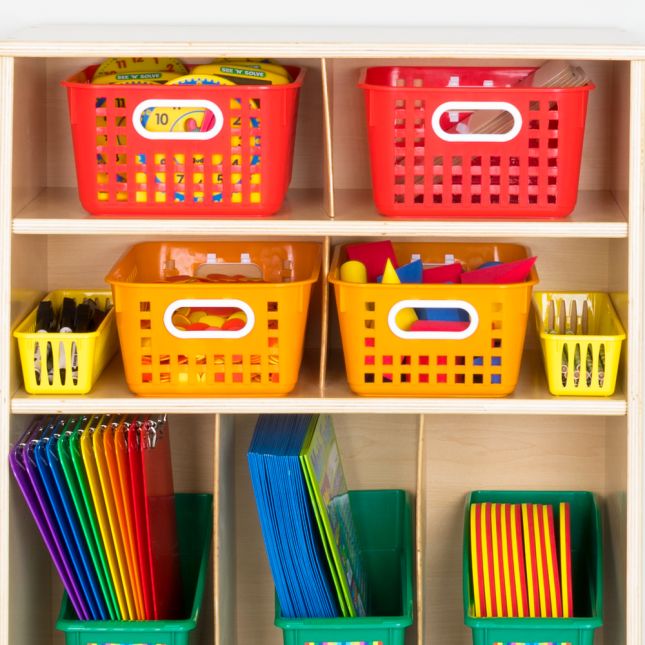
[359,67,593,218]
[62,65,304,217]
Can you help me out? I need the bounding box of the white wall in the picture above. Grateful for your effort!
[1,0,645,39]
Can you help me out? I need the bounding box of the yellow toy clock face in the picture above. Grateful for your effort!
[141,75,235,133]
[192,62,290,85]
[93,57,188,79]
[91,71,180,85]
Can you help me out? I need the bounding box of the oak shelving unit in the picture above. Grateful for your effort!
[0,25,643,645]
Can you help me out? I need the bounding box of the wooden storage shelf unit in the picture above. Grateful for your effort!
[0,26,643,645]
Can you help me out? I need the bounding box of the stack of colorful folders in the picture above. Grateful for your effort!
[9,415,181,621]
[469,502,573,618]
[248,414,368,619]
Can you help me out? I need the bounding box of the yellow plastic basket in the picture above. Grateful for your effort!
[105,241,321,396]
[533,291,625,396]
[329,242,538,397]
[14,290,118,395]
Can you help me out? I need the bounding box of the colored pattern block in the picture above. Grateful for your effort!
[345,241,398,283]
[461,257,537,284]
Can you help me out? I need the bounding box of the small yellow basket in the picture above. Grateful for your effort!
[14,290,118,395]
[533,291,625,396]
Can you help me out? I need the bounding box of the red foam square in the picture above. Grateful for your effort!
[346,241,397,282]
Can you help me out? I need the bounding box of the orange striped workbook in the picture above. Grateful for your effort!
[470,502,486,617]
[521,503,540,617]
[560,502,574,617]
[510,504,528,617]
[491,503,508,616]
[544,504,563,617]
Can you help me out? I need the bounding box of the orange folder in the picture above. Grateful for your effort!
[104,418,145,619]
[93,421,137,620]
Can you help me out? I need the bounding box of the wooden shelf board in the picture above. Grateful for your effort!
[2,26,645,59]
[12,187,330,236]
[13,187,627,238]
[333,189,628,238]
[11,350,627,416]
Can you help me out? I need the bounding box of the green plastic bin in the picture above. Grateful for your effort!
[275,489,413,645]
[56,493,213,645]
[463,491,602,645]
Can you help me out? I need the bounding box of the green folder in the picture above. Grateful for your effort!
[63,417,120,620]
[300,415,368,618]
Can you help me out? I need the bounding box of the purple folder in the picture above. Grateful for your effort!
[9,418,89,619]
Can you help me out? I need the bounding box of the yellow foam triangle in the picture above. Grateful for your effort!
[381,258,400,284]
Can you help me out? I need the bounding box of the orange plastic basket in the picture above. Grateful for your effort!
[62,65,304,217]
[359,67,593,218]
[105,242,321,396]
[329,243,538,397]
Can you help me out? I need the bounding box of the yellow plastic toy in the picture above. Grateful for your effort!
[380,259,418,331]
[212,58,291,80]
[339,260,368,284]
[91,71,180,85]
[191,62,290,85]
[92,57,188,80]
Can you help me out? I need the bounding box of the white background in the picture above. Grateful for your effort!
[0,0,645,39]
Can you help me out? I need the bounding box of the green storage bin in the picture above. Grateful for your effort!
[275,489,413,645]
[56,493,213,645]
[463,491,602,645]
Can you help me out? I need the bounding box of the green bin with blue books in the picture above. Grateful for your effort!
[56,493,213,645]
[275,489,414,645]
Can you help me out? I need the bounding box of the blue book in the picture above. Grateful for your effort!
[247,414,339,618]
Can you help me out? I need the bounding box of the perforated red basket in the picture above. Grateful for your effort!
[62,65,304,217]
[359,67,593,218]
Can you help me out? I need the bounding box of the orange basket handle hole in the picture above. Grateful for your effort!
[388,299,479,340]
[163,298,255,339]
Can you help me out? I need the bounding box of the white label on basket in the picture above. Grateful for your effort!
[133,99,224,140]
[163,299,255,339]
[431,101,522,142]
[388,300,479,340]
